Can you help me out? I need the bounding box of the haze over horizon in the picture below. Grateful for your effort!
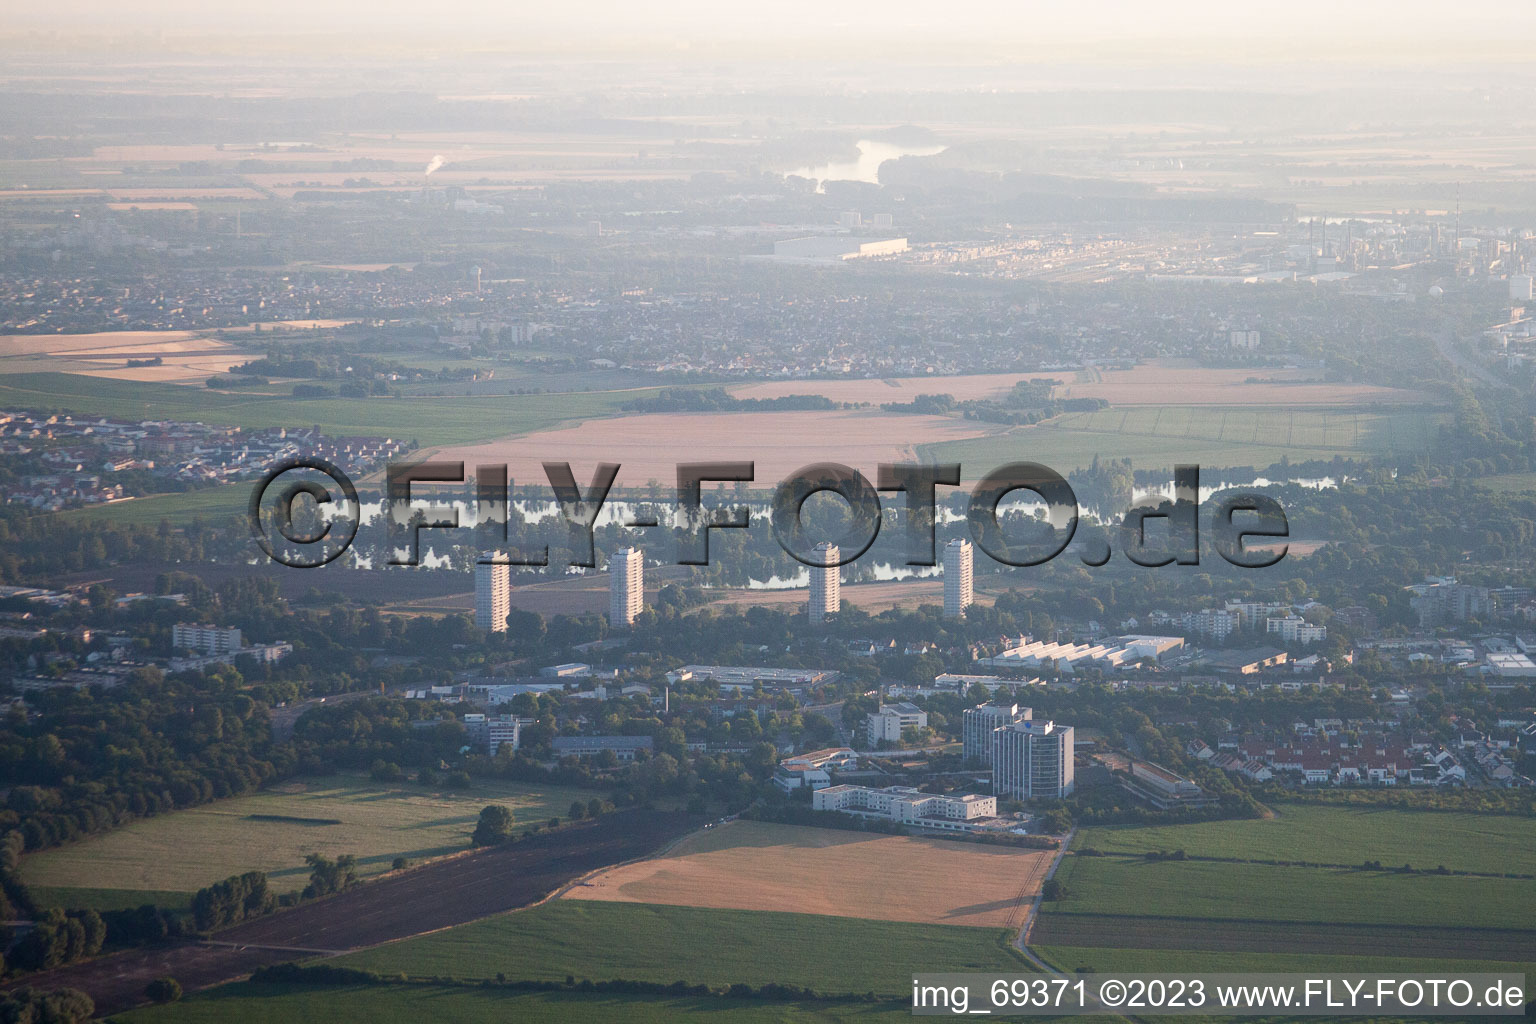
[6,0,1536,64]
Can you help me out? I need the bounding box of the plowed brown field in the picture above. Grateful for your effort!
[567,820,1053,928]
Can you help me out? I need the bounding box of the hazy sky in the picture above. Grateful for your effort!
[10,0,1536,54]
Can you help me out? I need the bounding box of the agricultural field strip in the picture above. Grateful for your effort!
[1049,856,1536,929]
[19,775,596,896]
[1030,808,1536,968]
[0,371,663,448]
[333,899,1027,996]
[1034,944,1536,978]
[1074,804,1536,877]
[1033,913,1536,964]
[1049,406,1432,449]
[113,983,919,1024]
[10,813,693,1018]
[560,820,1054,929]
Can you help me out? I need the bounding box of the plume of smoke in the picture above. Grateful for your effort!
[424,154,445,177]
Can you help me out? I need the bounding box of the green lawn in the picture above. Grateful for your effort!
[1076,804,1536,876]
[1050,856,1536,930]
[0,372,646,448]
[115,984,914,1024]
[334,900,1027,997]
[921,406,1445,473]
[19,774,595,903]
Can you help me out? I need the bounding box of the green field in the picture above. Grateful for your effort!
[24,886,193,914]
[1077,804,1536,876]
[0,372,644,448]
[334,900,1026,996]
[922,406,1445,473]
[116,984,914,1024]
[60,483,251,525]
[1475,472,1536,495]
[1049,856,1536,929]
[1036,945,1534,978]
[1035,808,1536,972]
[1034,907,1536,961]
[18,774,595,903]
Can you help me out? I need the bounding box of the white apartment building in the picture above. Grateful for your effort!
[486,716,521,756]
[463,713,521,756]
[943,538,974,619]
[1182,608,1238,640]
[1266,615,1327,645]
[172,623,242,655]
[1224,600,1290,627]
[475,559,510,632]
[866,702,927,746]
[809,541,840,623]
[609,547,644,628]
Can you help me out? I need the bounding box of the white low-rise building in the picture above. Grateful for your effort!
[1487,652,1536,678]
[813,784,999,832]
[975,635,1183,673]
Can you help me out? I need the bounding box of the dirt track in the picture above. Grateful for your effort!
[5,810,694,1017]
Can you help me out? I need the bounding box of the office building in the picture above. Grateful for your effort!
[992,719,1075,799]
[943,538,974,618]
[809,541,840,623]
[962,702,1031,764]
[609,547,644,628]
[475,559,510,632]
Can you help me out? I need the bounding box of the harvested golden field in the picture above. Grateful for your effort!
[732,372,1047,404]
[432,408,1004,488]
[0,189,104,201]
[107,187,266,201]
[106,201,198,211]
[733,361,1426,411]
[566,820,1053,929]
[0,330,216,358]
[0,330,244,383]
[1056,361,1426,408]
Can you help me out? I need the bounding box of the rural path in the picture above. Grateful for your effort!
[1014,828,1075,973]
[198,940,351,955]
[5,810,696,1018]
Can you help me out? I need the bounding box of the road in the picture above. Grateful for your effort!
[1014,828,1076,973]
[1435,330,1513,392]
[5,810,695,1017]
[268,689,375,741]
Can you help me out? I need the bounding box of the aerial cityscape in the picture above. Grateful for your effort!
[1,2,1535,1021]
